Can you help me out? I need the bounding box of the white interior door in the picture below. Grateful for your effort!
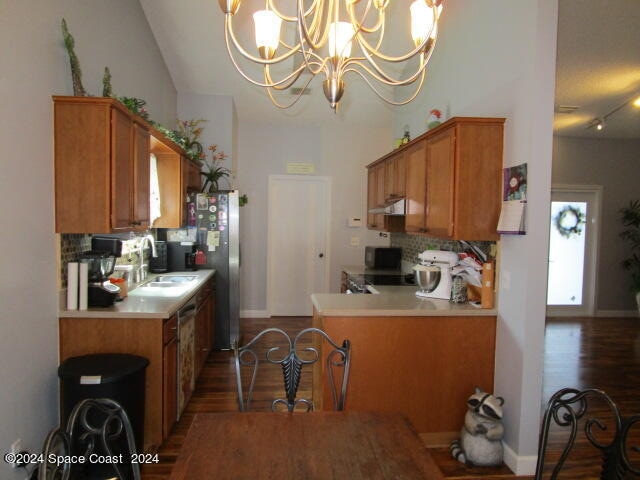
[268,175,331,316]
[547,186,601,316]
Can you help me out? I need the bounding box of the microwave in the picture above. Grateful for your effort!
[365,247,402,269]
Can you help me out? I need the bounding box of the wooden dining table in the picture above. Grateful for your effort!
[168,411,444,479]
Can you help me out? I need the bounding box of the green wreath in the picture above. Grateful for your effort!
[554,205,586,238]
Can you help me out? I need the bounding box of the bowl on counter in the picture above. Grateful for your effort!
[413,265,441,293]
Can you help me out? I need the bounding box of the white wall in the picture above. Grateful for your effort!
[0,2,175,478]
[553,136,640,312]
[237,122,392,314]
[178,93,236,189]
[393,1,558,474]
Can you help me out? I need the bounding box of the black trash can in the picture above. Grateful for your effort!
[58,353,149,453]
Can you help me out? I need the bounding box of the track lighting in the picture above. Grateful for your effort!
[588,93,640,131]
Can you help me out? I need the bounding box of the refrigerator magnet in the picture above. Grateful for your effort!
[196,194,208,210]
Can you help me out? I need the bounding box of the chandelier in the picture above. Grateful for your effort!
[218,0,443,111]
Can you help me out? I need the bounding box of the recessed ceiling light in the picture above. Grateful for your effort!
[633,96,640,108]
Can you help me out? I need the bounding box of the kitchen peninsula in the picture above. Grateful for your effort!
[312,286,496,444]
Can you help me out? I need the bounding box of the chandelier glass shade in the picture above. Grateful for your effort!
[218,0,443,111]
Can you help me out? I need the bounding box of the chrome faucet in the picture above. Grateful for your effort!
[137,234,157,282]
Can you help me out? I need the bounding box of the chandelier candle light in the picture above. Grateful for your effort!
[218,0,443,111]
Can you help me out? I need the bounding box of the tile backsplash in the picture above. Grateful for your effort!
[59,233,153,287]
[390,233,494,265]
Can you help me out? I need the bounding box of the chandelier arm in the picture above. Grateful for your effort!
[358,31,436,63]
[267,64,317,92]
[342,52,427,87]
[264,75,316,109]
[357,6,439,63]
[225,28,313,89]
[226,14,300,66]
[346,65,427,106]
[346,0,383,35]
[266,0,321,23]
[353,36,434,84]
[263,64,308,91]
[297,0,331,52]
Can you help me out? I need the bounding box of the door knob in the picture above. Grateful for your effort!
[318,253,324,258]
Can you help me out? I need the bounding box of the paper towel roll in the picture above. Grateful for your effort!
[67,262,79,310]
[79,262,88,310]
[481,261,495,309]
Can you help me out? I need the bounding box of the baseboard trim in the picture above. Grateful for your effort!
[595,309,638,318]
[502,442,537,476]
[240,310,269,319]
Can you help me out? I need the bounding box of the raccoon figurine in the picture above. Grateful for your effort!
[450,387,505,467]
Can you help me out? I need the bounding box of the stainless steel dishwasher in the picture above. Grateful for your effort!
[177,295,197,419]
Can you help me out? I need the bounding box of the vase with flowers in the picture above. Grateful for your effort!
[176,119,207,163]
[427,109,442,129]
[201,145,231,193]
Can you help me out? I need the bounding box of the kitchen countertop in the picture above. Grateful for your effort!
[59,269,215,319]
[312,285,497,317]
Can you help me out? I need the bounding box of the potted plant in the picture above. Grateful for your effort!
[619,199,640,314]
[201,145,230,193]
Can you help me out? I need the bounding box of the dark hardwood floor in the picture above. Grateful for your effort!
[143,316,640,480]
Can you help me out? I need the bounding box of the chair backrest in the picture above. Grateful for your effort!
[233,327,351,412]
[39,427,71,480]
[40,398,141,480]
[535,387,640,480]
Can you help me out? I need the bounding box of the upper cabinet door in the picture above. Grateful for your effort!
[111,108,134,230]
[132,122,150,227]
[404,140,427,233]
[425,127,456,238]
[54,97,155,233]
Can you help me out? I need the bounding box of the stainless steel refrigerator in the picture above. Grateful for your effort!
[187,190,240,350]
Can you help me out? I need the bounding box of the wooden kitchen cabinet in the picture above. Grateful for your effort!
[424,118,504,240]
[404,139,428,233]
[384,153,406,200]
[162,314,178,438]
[54,96,151,233]
[425,128,455,237]
[59,280,215,452]
[366,117,504,240]
[313,310,496,440]
[195,279,214,376]
[59,316,166,452]
[366,158,405,232]
[150,132,200,229]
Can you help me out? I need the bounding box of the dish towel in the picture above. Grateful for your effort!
[149,153,162,226]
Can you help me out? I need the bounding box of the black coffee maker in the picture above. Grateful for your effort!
[79,237,123,307]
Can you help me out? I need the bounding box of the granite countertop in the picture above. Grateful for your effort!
[59,269,216,319]
[312,284,497,317]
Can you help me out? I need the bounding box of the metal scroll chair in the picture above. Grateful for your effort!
[233,327,351,412]
[38,427,71,480]
[534,387,640,480]
[39,398,141,480]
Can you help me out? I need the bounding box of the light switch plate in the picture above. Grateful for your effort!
[350,237,360,247]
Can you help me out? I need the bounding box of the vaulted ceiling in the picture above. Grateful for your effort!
[140,1,640,136]
[554,0,640,138]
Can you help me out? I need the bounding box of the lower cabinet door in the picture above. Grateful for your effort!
[162,336,178,438]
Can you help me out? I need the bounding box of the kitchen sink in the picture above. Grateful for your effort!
[152,275,198,283]
[128,274,199,297]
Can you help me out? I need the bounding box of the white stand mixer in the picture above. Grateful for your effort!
[414,250,459,299]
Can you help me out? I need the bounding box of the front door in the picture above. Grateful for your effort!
[267,175,331,316]
[546,186,601,316]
